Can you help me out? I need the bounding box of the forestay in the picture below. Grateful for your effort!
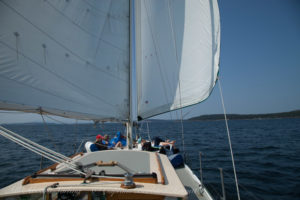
[0,0,130,121]
[136,0,220,119]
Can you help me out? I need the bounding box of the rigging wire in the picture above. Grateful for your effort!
[0,126,83,175]
[44,114,68,125]
[40,111,59,153]
[182,107,196,119]
[206,182,222,198]
[74,119,79,153]
[75,139,85,154]
[0,125,72,163]
[0,126,137,180]
[218,78,241,200]
[223,171,261,200]
[146,120,151,141]
[0,126,92,177]
[178,81,185,153]
[0,126,136,181]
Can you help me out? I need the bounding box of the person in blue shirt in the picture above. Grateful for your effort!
[90,134,108,151]
[110,131,126,148]
[102,134,115,149]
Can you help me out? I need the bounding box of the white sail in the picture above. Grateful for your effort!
[0,0,130,121]
[136,0,220,119]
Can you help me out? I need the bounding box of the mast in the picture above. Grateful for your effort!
[127,0,134,149]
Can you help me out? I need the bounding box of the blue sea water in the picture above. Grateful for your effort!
[0,118,299,200]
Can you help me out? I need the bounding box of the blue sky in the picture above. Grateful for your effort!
[0,0,299,123]
[221,0,300,113]
[158,0,300,119]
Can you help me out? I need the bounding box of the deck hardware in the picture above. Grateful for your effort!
[75,162,83,171]
[83,169,94,183]
[95,160,136,188]
[96,160,136,174]
[121,173,136,189]
[43,182,59,200]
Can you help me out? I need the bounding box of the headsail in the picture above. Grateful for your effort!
[0,0,130,121]
[136,0,220,120]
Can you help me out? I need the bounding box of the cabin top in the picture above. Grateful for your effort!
[0,150,188,199]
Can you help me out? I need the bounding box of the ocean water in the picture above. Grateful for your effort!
[0,118,299,200]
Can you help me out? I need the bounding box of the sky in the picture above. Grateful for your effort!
[0,0,299,123]
[156,0,300,120]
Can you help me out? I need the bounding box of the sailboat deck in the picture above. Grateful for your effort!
[0,150,188,199]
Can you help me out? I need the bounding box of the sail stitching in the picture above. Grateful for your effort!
[0,40,116,108]
[144,1,173,116]
[0,73,89,109]
[45,0,128,54]
[82,0,114,15]
[0,67,123,121]
[1,1,127,82]
[94,0,113,59]
[14,32,19,60]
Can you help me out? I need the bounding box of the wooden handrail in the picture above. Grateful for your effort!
[155,153,165,185]
[96,161,118,166]
[23,176,157,185]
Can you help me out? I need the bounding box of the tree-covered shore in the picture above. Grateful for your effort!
[189,110,300,121]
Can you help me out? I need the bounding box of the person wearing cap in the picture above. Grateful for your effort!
[94,134,108,151]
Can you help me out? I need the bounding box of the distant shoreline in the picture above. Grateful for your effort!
[2,110,300,125]
[188,110,300,121]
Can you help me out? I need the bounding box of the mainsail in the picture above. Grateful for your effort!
[136,0,220,119]
[0,0,220,121]
[0,0,130,121]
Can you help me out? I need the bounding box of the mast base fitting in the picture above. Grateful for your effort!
[120,183,136,189]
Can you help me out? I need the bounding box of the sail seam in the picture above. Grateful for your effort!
[46,0,128,54]
[0,102,121,122]
[0,40,118,108]
[143,1,173,117]
[1,1,128,82]
[82,0,114,15]
[0,74,88,108]
[94,0,113,59]
[167,1,185,151]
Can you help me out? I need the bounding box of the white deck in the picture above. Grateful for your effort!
[176,165,214,200]
[0,150,188,199]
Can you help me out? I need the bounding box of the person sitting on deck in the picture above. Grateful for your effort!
[110,131,126,148]
[103,134,115,149]
[90,134,108,151]
[152,137,175,148]
[102,134,109,145]
[140,137,178,155]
